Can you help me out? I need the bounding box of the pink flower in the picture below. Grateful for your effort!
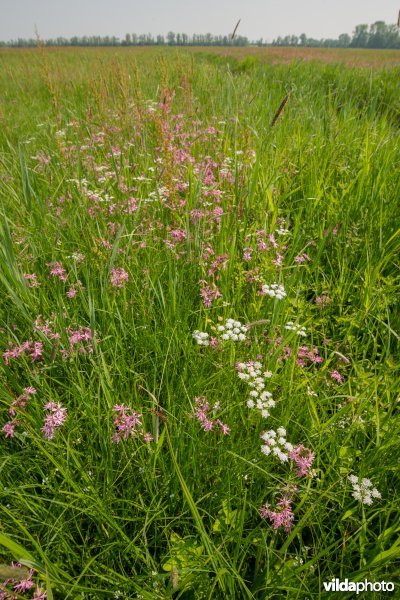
[3,340,44,365]
[13,576,34,592]
[289,445,315,477]
[41,402,67,439]
[260,496,294,532]
[170,228,186,241]
[33,588,47,599]
[330,370,344,384]
[199,282,222,308]
[23,273,41,288]
[2,420,18,438]
[192,397,229,434]
[217,421,230,435]
[243,248,252,262]
[24,387,37,395]
[315,295,331,306]
[66,287,78,298]
[47,262,67,282]
[30,342,44,361]
[190,209,204,223]
[67,326,94,354]
[110,267,129,288]
[112,404,142,443]
[294,253,311,264]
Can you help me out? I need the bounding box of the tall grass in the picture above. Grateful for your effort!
[0,47,399,599]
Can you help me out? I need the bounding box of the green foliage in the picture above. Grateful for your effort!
[0,48,399,598]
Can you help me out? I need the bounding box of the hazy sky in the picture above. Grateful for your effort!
[1,0,399,42]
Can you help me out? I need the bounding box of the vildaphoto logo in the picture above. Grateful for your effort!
[323,578,395,594]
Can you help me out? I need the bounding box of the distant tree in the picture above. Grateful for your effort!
[167,31,175,45]
[368,21,387,48]
[351,24,369,47]
[338,33,351,47]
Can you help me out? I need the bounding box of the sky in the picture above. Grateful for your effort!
[1,0,399,42]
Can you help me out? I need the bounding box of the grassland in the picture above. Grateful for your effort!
[0,47,399,599]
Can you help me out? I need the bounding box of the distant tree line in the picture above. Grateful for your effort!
[271,21,400,48]
[0,32,249,48]
[1,22,399,49]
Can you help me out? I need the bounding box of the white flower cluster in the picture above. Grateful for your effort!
[193,330,210,346]
[261,283,286,299]
[348,475,381,506]
[275,228,290,236]
[217,318,247,342]
[285,321,307,337]
[237,361,274,418]
[261,428,293,462]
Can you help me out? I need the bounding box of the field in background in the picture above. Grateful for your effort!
[193,45,400,68]
[0,47,399,599]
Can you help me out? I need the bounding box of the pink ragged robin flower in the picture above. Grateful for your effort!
[112,404,143,443]
[47,262,67,282]
[260,496,294,532]
[110,267,129,288]
[9,387,36,415]
[23,273,41,288]
[192,396,230,435]
[41,402,67,440]
[13,573,34,592]
[2,420,19,438]
[67,326,94,354]
[199,281,222,308]
[330,370,344,384]
[315,294,331,306]
[289,444,315,477]
[3,340,44,365]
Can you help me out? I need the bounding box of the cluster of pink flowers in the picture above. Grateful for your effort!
[66,280,83,298]
[295,345,324,367]
[0,562,46,599]
[23,273,41,288]
[110,267,129,288]
[189,206,224,225]
[207,253,228,278]
[315,294,331,306]
[67,326,94,354]
[112,404,153,443]
[294,253,311,264]
[47,261,67,282]
[289,445,315,477]
[9,387,37,417]
[330,370,345,384]
[169,228,187,242]
[241,230,288,273]
[199,281,222,308]
[243,247,252,262]
[3,340,44,365]
[41,401,67,440]
[2,420,19,439]
[192,396,230,435]
[34,316,60,340]
[260,495,295,533]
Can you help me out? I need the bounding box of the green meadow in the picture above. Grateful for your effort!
[0,47,399,599]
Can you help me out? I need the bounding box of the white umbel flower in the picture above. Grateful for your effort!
[193,330,210,346]
[261,283,287,300]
